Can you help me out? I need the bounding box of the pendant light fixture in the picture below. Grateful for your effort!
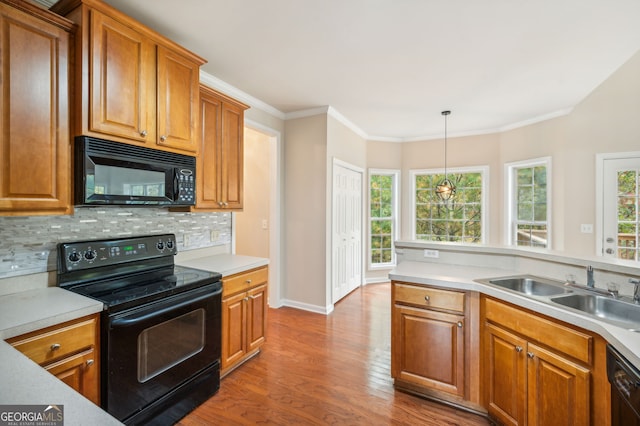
[436,110,456,201]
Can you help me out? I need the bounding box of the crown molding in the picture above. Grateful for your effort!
[200,70,574,143]
[199,70,285,120]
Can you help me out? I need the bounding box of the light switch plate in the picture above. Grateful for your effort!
[580,224,593,234]
[424,249,439,258]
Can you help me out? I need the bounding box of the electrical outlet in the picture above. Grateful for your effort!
[580,224,593,234]
[262,219,268,230]
[183,234,190,247]
[210,230,219,241]
[424,249,439,258]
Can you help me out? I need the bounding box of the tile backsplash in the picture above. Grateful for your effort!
[0,207,231,278]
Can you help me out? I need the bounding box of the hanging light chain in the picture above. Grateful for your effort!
[436,110,456,202]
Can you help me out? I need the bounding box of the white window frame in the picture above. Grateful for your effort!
[368,168,400,270]
[505,156,552,249]
[410,166,489,244]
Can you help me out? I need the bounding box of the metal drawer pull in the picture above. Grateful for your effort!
[424,295,430,302]
[246,279,252,284]
[457,321,463,328]
[527,352,535,359]
[140,130,147,137]
[515,346,523,353]
[160,135,167,142]
[86,359,94,367]
[50,343,61,351]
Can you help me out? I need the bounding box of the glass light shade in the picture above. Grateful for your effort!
[436,179,456,201]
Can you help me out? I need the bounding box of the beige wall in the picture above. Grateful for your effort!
[253,49,640,308]
[235,128,270,258]
[283,114,328,309]
[369,49,640,260]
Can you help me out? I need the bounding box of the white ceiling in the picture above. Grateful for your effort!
[101,0,640,141]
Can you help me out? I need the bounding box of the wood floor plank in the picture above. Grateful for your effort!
[178,283,490,425]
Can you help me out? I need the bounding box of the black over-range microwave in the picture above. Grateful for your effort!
[75,136,196,206]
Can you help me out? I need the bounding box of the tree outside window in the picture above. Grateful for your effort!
[617,169,639,260]
[413,169,486,243]
[369,170,398,267]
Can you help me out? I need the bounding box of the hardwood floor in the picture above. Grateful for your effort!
[178,283,490,425]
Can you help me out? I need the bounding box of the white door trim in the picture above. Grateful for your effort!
[331,158,364,305]
[243,118,283,308]
[595,150,640,257]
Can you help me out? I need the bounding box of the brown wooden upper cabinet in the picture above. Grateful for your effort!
[0,0,74,215]
[51,0,206,155]
[191,85,248,211]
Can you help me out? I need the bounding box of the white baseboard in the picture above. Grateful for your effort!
[365,277,391,285]
[280,299,334,315]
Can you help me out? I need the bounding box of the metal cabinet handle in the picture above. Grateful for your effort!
[160,135,167,142]
[50,343,61,351]
[86,359,94,367]
[243,297,249,302]
[140,130,147,137]
[457,321,463,328]
[527,352,535,359]
[515,346,523,353]
[246,279,252,284]
[424,295,430,302]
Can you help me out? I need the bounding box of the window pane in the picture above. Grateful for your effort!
[512,163,549,248]
[369,172,397,266]
[618,171,637,195]
[414,171,483,243]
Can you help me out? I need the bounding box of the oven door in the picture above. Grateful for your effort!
[104,283,221,422]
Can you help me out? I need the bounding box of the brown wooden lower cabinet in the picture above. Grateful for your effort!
[221,266,268,377]
[6,314,100,405]
[482,296,609,426]
[391,281,483,412]
[391,281,610,425]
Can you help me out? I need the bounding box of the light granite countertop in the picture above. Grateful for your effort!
[0,288,121,425]
[390,260,640,370]
[177,253,269,276]
[0,253,267,425]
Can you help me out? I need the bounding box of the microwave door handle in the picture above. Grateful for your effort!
[173,170,180,201]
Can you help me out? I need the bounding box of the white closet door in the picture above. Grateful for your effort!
[332,161,362,304]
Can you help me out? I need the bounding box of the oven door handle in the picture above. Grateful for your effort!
[111,286,221,328]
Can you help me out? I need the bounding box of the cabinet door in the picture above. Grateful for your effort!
[219,101,244,209]
[0,3,72,215]
[221,291,247,370]
[90,10,155,143]
[196,87,223,209]
[392,304,465,396]
[157,45,199,153]
[527,343,590,426]
[484,323,527,426]
[247,284,267,352]
[45,349,99,405]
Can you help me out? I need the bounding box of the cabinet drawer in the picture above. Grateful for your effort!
[223,267,268,297]
[8,316,97,366]
[393,282,465,313]
[484,297,592,364]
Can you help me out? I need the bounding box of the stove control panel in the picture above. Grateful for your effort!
[58,234,178,272]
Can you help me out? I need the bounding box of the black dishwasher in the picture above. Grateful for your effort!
[607,344,640,426]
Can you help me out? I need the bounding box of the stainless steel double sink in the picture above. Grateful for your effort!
[476,274,640,331]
